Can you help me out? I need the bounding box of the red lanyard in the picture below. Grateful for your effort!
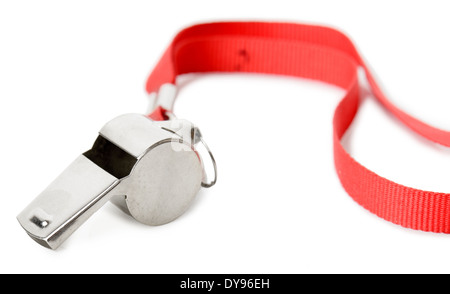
[146,21,450,234]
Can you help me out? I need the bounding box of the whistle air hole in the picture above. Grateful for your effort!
[83,136,138,179]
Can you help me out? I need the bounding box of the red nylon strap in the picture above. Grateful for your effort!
[146,22,450,233]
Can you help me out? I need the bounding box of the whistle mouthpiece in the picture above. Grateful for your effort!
[17,155,120,249]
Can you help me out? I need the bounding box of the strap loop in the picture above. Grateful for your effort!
[147,22,450,233]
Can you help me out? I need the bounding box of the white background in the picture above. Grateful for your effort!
[2,0,450,274]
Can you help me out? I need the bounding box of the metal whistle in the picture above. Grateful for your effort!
[17,113,216,249]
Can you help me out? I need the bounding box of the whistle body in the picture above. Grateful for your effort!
[17,114,207,249]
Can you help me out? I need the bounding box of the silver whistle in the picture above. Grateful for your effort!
[17,113,216,249]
